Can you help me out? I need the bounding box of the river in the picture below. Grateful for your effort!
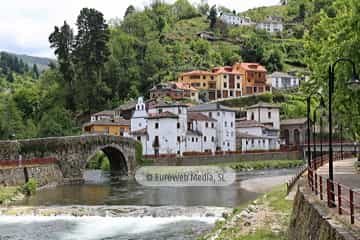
[0,168,299,240]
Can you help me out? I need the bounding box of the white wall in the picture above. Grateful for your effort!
[247,108,280,130]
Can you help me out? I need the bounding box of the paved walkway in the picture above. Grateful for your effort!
[316,158,360,229]
[317,158,360,190]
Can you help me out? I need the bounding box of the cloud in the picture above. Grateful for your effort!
[0,0,279,58]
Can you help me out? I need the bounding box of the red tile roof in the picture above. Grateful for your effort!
[147,111,179,119]
[188,112,217,122]
[237,63,267,72]
[180,70,213,76]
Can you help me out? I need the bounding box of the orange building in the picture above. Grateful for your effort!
[83,110,130,136]
[178,70,213,90]
[233,63,269,95]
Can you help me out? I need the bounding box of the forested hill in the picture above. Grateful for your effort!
[1,0,359,142]
[0,51,54,72]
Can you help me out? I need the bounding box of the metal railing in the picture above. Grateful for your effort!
[308,152,359,225]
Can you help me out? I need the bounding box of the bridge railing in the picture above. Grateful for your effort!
[307,152,360,225]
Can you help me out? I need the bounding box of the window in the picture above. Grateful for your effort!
[178,108,182,114]
[177,122,180,129]
[209,112,212,118]
[138,123,142,127]
[205,122,209,128]
[263,139,266,144]
[203,83,206,87]
[251,139,254,144]
[227,142,230,147]
[230,122,233,127]
[211,123,215,128]
[251,112,254,121]
[211,76,214,80]
[137,136,141,141]
[204,136,207,142]
[177,136,181,142]
[237,83,241,89]
[246,140,248,145]
[225,121,227,127]
[159,108,163,113]
[237,75,241,80]
[192,137,194,142]
[268,112,271,119]
[230,91,233,97]
[155,123,159,129]
[217,112,220,116]
[224,75,227,79]
[203,76,206,79]
[211,136,215,142]
[196,138,198,142]
[224,82,227,88]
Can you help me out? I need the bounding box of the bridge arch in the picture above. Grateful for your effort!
[86,144,128,175]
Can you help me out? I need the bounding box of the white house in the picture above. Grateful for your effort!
[220,13,253,26]
[130,98,218,156]
[90,110,115,122]
[268,72,300,89]
[257,16,284,33]
[236,102,281,152]
[188,103,236,152]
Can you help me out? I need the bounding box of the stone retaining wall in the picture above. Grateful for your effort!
[288,183,358,240]
[0,164,63,187]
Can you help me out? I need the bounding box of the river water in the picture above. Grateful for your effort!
[0,168,299,240]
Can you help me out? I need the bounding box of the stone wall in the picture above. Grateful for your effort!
[152,151,302,166]
[0,164,63,187]
[288,183,358,240]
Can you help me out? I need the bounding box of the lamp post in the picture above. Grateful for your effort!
[328,58,360,207]
[313,99,326,169]
[307,92,324,169]
[340,124,343,160]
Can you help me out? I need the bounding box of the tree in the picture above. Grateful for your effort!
[49,21,75,110]
[298,3,306,21]
[124,5,136,18]
[265,49,284,72]
[72,8,111,113]
[32,64,39,79]
[240,35,265,63]
[208,5,217,29]
[37,106,76,137]
[172,0,199,20]
[198,0,209,15]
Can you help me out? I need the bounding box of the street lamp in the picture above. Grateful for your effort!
[313,98,326,169]
[307,91,323,169]
[328,58,360,207]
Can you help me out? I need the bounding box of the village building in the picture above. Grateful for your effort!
[188,103,236,152]
[130,98,231,156]
[256,16,284,33]
[219,13,253,26]
[84,110,130,137]
[178,62,270,101]
[268,72,301,89]
[149,82,199,102]
[280,118,307,147]
[236,102,281,151]
[211,66,243,100]
[233,63,270,95]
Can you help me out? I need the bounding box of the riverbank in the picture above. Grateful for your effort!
[0,187,24,206]
[216,159,304,171]
[201,184,292,240]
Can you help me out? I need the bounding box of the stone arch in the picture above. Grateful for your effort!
[86,144,129,176]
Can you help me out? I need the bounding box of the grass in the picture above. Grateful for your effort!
[0,187,19,204]
[200,184,293,240]
[216,159,304,171]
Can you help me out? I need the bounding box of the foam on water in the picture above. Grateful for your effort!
[0,215,218,240]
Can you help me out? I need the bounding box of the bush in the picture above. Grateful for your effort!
[19,179,38,196]
[135,141,143,164]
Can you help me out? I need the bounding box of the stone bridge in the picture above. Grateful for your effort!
[0,135,138,183]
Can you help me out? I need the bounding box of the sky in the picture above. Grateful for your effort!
[0,0,279,58]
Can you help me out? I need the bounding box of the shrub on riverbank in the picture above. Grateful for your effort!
[224,160,304,171]
[19,179,38,196]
